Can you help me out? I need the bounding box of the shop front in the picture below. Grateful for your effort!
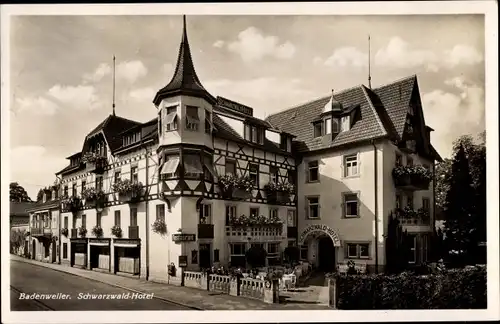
[70,238,88,269]
[113,238,141,275]
[89,238,111,271]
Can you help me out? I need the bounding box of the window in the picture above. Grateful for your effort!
[199,204,212,224]
[408,235,417,264]
[396,193,402,209]
[161,155,180,179]
[313,121,323,138]
[249,163,259,186]
[288,170,296,185]
[280,135,287,150]
[269,166,279,183]
[64,186,68,197]
[225,160,236,175]
[63,243,68,259]
[325,118,332,134]
[287,209,296,227]
[267,243,280,266]
[191,250,198,264]
[422,197,430,212]
[186,106,199,131]
[96,212,102,227]
[300,244,308,260]
[307,197,320,219]
[230,243,246,268]
[407,192,414,209]
[341,116,350,132]
[94,175,103,192]
[346,243,370,259]
[131,166,139,184]
[422,234,428,263]
[395,153,402,167]
[64,216,68,229]
[44,214,49,228]
[156,204,165,222]
[130,207,138,226]
[269,208,278,219]
[165,106,178,131]
[256,128,264,145]
[114,170,121,184]
[407,156,414,166]
[214,249,220,262]
[332,118,339,133]
[343,193,359,218]
[183,154,203,179]
[251,126,258,143]
[225,205,237,225]
[203,155,214,181]
[205,110,211,134]
[82,214,87,229]
[344,154,359,177]
[81,181,86,192]
[250,207,259,218]
[308,161,319,182]
[72,183,77,197]
[114,210,121,227]
[72,215,77,228]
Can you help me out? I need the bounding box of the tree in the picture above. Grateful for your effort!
[36,188,45,202]
[283,246,299,265]
[245,245,267,269]
[385,212,410,273]
[443,144,476,266]
[10,182,32,202]
[10,229,27,254]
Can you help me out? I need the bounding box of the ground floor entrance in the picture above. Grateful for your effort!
[317,235,336,272]
[298,224,342,273]
[89,238,111,271]
[70,239,88,268]
[114,239,141,275]
[199,243,211,269]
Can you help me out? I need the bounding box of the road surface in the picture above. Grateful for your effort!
[10,260,193,311]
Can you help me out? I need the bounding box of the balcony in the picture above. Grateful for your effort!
[399,139,417,153]
[198,224,214,239]
[266,191,291,205]
[392,165,432,191]
[71,228,78,238]
[287,226,298,238]
[128,226,139,239]
[394,207,430,226]
[85,156,107,174]
[31,227,52,237]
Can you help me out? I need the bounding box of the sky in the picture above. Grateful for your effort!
[8,14,485,199]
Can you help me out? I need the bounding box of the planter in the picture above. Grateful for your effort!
[119,191,141,203]
[85,158,107,174]
[266,191,290,204]
[220,187,252,200]
[393,171,431,190]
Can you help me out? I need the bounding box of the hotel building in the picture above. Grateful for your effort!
[28,16,441,281]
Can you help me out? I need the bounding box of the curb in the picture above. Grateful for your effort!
[11,257,204,311]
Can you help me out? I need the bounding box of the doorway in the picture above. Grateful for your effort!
[199,243,211,269]
[318,236,336,272]
[32,240,36,259]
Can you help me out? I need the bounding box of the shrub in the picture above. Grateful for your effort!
[91,225,103,238]
[152,219,167,235]
[111,225,122,238]
[245,245,267,269]
[78,226,87,238]
[330,266,486,309]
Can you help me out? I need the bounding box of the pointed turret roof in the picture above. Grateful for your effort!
[153,16,215,106]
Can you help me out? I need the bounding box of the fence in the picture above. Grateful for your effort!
[239,277,265,300]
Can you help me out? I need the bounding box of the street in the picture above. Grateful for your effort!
[10,260,193,311]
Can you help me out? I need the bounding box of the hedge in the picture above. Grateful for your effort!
[330,266,486,309]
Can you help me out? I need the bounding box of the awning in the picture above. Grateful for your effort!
[184,155,203,174]
[204,161,217,178]
[161,156,180,175]
[114,243,139,248]
[89,242,108,246]
[165,112,177,124]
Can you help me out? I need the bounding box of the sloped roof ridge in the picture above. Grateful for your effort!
[266,84,364,119]
[373,74,417,90]
[360,85,387,136]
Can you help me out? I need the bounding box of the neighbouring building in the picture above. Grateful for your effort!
[42,16,440,281]
[10,201,34,256]
[27,188,61,263]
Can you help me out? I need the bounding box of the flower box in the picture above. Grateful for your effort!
[111,225,122,238]
[61,196,82,213]
[112,179,143,203]
[82,188,107,208]
[392,165,432,190]
[82,152,107,174]
[264,181,294,205]
[218,174,253,200]
[91,225,103,238]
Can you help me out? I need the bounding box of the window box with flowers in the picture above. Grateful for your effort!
[91,225,104,238]
[111,225,122,238]
[218,174,253,200]
[395,206,430,225]
[78,226,87,238]
[229,213,283,228]
[112,179,144,203]
[81,187,107,209]
[61,196,82,214]
[61,228,69,237]
[152,219,167,236]
[82,152,107,174]
[264,181,295,205]
[392,165,432,190]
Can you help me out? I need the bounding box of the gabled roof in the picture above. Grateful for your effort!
[26,199,61,213]
[85,114,141,153]
[153,16,215,106]
[265,85,388,152]
[10,202,36,216]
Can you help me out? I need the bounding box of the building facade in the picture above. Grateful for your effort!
[40,16,440,281]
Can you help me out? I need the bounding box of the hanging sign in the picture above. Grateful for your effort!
[172,234,196,242]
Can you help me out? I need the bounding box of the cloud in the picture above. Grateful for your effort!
[444,44,484,67]
[204,77,315,118]
[213,40,225,48]
[15,96,59,115]
[227,27,296,62]
[83,60,148,84]
[10,145,68,199]
[324,47,368,68]
[375,37,439,70]
[162,63,174,75]
[47,84,101,110]
[129,87,155,102]
[422,76,485,158]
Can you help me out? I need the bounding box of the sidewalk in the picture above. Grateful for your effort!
[10,255,329,310]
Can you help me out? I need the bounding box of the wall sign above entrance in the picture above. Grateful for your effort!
[172,234,196,242]
[298,224,341,247]
[216,96,253,116]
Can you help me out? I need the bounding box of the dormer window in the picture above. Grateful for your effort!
[325,118,332,134]
[244,124,264,144]
[341,116,350,132]
[186,106,199,131]
[280,134,287,150]
[123,132,141,147]
[332,118,339,133]
[313,121,323,138]
[165,106,178,131]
